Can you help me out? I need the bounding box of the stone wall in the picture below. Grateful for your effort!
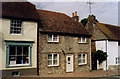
[39,33,91,75]
[2,68,37,78]
[108,65,120,71]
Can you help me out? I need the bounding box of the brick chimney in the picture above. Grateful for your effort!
[88,15,96,23]
[72,11,79,22]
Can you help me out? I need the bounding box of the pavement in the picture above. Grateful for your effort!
[21,70,119,77]
[2,70,120,79]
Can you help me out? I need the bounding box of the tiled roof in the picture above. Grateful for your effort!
[96,22,120,40]
[2,2,39,21]
[37,9,91,36]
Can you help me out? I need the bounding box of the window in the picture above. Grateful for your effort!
[10,20,22,34]
[47,53,59,66]
[116,57,120,64]
[78,37,87,43]
[9,46,30,66]
[48,34,59,42]
[6,42,32,67]
[78,54,87,65]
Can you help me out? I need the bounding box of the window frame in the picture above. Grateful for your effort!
[6,42,32,67]
[78,53,87,65]
[10,19,23,35]
[47,34,59,42]
[116,57,120,64]
[78,36,87,43]
[47,53,59,67]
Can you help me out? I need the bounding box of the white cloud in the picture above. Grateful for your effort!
[33,2,118,25]
[28,0,119,2]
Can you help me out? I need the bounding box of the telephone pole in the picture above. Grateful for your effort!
[87,0,94,15]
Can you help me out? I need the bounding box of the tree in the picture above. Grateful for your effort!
[81,18,88,27]
[93,50,107,64]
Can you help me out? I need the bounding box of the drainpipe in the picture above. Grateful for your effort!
[106,40,108,71]
[37,22,39,75]
[90,38,92,71]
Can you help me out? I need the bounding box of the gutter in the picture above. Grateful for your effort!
[37,22,39,75]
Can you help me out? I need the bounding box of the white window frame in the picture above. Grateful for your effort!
[10,19,23,35]
[78,54,87,65]
[47,53,59,66]
[78,37,87,43]
[47,34,59,42]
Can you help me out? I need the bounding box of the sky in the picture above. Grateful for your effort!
[28,0,119,26]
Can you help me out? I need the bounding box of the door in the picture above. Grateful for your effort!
[66,54,73,72]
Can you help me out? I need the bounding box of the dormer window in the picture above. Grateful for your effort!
[48,34,59,42]
[78,36,87,43]
[10,20,22,34]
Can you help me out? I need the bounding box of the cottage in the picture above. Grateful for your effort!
[85,15,120,71]
[0,2,39,77]
[37,10,92,75]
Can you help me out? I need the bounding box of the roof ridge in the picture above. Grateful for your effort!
[98,22,120,28]
[96,22,119,40]
[37,9,67,15]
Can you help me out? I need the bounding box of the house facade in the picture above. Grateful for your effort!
[85,15,120,71]
[0,2,39,77]
[37,10,92,75]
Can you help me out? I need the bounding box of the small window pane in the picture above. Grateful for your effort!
[82,37,86,42]
[68,57,70,61]
[48,60,52,65]
[53,60,57,65]
[83,54,85,58]
[78,55,81,60]
[23,56,29,64]
[17,46,22,56]
[78,60,81,64]
[53,35,58,41]
[23,46,29,56]
[83,59,85,63]
[48,54,52,59]
[48,34,52,41]
[78,37,81,43]
[9,56,16,65]
[16,56,22,64]
[53,54,57,60]
[9,46,16,56]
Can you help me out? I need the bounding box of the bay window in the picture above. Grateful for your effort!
[6,42,32,67]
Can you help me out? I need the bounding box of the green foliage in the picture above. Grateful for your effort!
[93,50,107,64]
[81,18,99,27]
[81,18,88,27]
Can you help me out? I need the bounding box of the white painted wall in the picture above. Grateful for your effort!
[96,40,119,70]
[95,40,107,70]
[118,46,120,57]
[107,41,118,65]
[96,40,107,52]
[1,18,37,70]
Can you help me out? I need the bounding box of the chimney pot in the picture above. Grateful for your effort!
[75,11,77,16]
[72,13,74,17]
